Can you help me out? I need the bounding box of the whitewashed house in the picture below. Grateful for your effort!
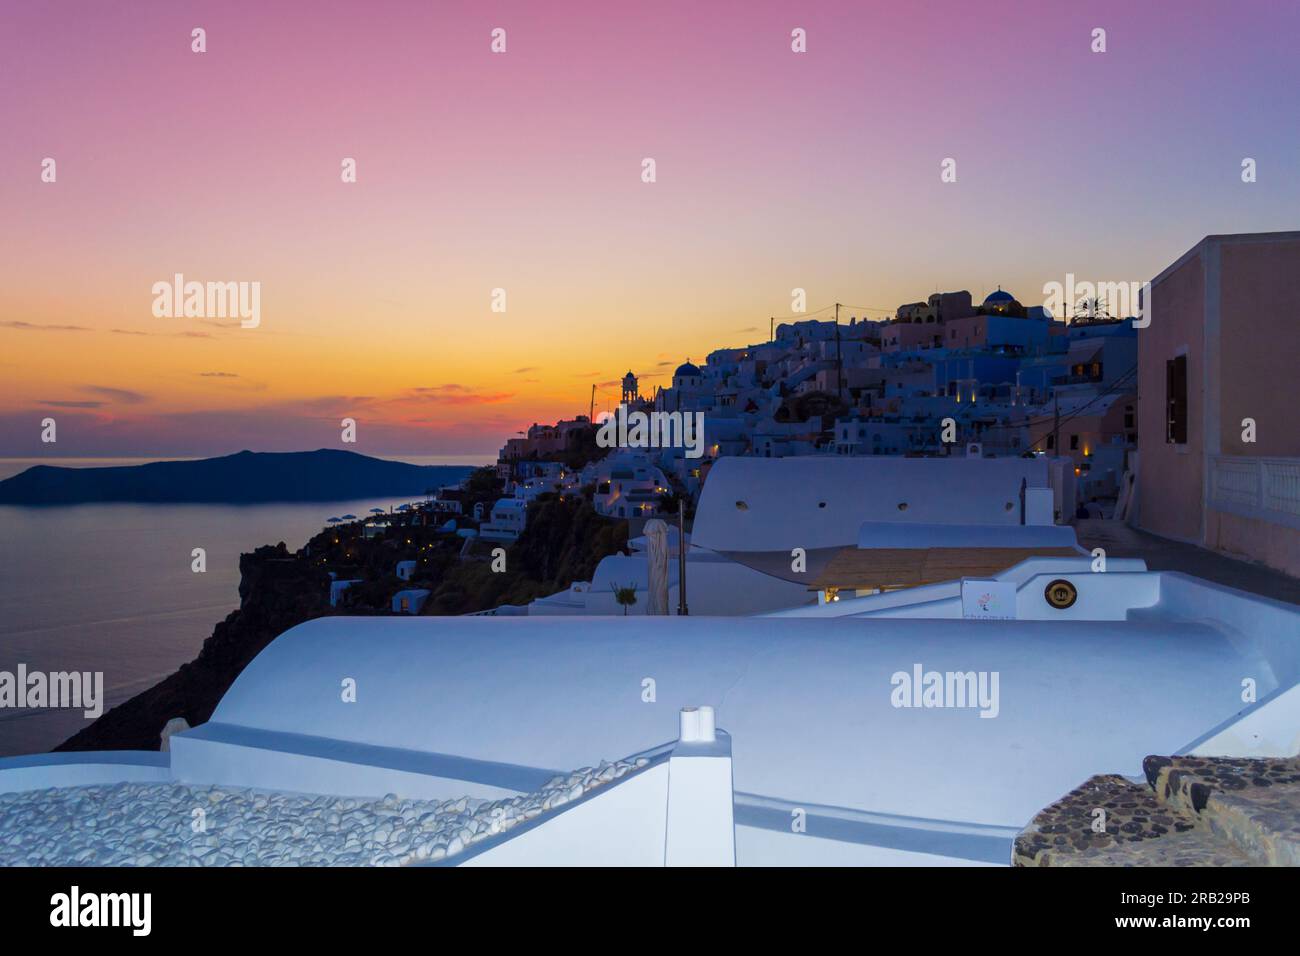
[329,578,362,608]
[479,498,527,541]
[590,452,671,520]
[392,589,430,615]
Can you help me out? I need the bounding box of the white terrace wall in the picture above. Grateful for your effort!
[692,456,1054,552]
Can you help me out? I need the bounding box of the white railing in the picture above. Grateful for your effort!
[1209,456,1300,526]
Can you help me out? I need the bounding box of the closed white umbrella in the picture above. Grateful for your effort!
[644,518,670,615]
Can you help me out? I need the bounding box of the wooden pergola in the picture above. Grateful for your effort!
[809,546,1081,593]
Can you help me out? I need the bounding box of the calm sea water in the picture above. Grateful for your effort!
[0,457,487,757]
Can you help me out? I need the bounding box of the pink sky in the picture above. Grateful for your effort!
[2,0,1298,457]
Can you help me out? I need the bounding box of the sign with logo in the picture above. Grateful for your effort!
[961,579,1017,620]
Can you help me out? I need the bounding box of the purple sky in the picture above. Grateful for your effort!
[2,0,1298,456]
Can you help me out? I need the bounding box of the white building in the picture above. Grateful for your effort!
[523,455,1078,617]
[588,452,671,520]
[690,455,1071,554]
[329,578,362,608]
[479,498,527,541]
[392,589,430,615]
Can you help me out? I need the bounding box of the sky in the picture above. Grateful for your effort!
[2,0,1298,458]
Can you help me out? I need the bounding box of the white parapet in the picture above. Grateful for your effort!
[665,706,735,866]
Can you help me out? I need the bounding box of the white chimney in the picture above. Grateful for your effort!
[679,705,716,743]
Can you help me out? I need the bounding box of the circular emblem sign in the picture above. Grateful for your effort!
[1045,578,1078,609]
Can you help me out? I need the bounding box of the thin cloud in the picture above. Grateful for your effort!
[41,400,105,408]
[199,371,239,378]
[83,385,148,405]
[111,328,214,339]
[404,385,514,406]
[411,384,470,394]
[2,320,93,332]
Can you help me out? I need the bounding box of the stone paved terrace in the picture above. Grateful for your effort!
[1075,519,1300,606]
[1014,756,1300,866]
[0,757,648,867]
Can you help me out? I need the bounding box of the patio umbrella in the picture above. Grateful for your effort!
[644,519,670,615]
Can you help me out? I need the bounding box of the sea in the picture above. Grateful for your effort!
[0,456,487,757]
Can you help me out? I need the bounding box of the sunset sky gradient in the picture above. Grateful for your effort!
[3,0,1299,457]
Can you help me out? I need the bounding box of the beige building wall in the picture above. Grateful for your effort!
[1217,239,1300,458]
[1139,245,1205,543]
[1139,232,1300,576]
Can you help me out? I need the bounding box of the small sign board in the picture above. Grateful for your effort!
[961,579,1017,620]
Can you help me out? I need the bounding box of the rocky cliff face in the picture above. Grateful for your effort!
[55,544,332,753]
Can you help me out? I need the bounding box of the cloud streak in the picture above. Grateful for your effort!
[2,321,93,332]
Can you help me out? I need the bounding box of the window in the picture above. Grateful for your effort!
[1165,355,1188,444]
[1046,434,1055,450]
[1069,434,1079,450]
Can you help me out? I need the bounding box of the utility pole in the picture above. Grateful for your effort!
[589,383,595,422]
[770,316,774,342]
[1052,393,1060,456]
[835,302,844,403]
[677,497,689,616]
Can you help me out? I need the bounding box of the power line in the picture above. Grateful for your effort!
[1021,366,1137,452]
[837,304,898,315]
[865,364,1137,453]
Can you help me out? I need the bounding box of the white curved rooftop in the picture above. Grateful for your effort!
[203,574,1298,830]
